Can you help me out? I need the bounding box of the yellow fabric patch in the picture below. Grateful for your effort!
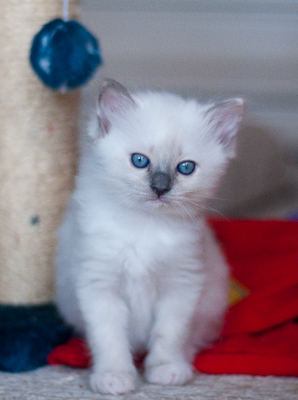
[229,277,250,306]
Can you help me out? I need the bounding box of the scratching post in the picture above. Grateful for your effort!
[0,0,80,371]
[0,0,79,305]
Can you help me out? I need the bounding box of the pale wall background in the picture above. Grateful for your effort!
[80,0,298,216]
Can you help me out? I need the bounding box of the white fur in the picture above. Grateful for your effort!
[55,81,243,395]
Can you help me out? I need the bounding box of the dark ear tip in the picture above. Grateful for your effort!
[205,98,245,129]
[229,98,245,113]
[98,78,120,92]
[98,79,133,102]
[207,98,245,114]
[98,79,117,100]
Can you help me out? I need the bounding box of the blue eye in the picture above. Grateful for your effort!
[131,153,150,168]
[177,161,196,175]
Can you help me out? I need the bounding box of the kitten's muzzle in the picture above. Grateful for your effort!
[150,171,172,197]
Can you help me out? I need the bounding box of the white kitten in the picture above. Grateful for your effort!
[55,80,243,395]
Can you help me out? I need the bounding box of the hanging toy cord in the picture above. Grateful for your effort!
[63,0,69,22]
[60,0,69,92]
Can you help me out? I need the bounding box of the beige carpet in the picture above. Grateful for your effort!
[1,366,298,399]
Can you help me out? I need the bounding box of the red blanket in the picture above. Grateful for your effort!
[48,219,298,376]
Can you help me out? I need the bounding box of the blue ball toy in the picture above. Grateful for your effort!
[30,18,102,90]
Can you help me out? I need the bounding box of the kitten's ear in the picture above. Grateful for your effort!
[97,79,136,134]
[205,98,244,157]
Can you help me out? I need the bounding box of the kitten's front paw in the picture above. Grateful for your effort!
[145,362,194,386]
[90,371,137,395]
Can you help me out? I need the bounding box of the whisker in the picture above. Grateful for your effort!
[170,193,229,221]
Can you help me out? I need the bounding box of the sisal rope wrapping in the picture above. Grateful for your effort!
[0,0,80,304]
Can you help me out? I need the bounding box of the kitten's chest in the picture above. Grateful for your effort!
[120,216,186,273]
[118,216,202,351]
[118,216,175,296]
[117,214,202,298]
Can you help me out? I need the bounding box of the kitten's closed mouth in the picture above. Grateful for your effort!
[150,196,167,208]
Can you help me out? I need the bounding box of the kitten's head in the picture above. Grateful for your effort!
[91,79,244,217]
